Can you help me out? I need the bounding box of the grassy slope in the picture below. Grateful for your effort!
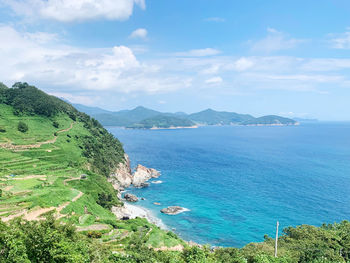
[0,102,181,250]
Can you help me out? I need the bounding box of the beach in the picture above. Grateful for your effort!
[112,202,167,230]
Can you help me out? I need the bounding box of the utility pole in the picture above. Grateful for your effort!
[275,221,279,258]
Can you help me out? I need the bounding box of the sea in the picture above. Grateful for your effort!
[107,122,350,248]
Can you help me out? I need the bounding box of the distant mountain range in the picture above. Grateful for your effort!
[72,104,298,129]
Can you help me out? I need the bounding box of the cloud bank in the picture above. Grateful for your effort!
[2,0,146,22]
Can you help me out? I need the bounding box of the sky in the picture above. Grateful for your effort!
[0,0,350,120]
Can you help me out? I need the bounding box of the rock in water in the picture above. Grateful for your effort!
[124,193,138,202]
[160,206,189,215]
[132,164,160,187]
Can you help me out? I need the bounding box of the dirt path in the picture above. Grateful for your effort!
[0,122,75,151]
[153,244,184,251]
[76,224,111,231]
[63,176,81,186]
[4,186,13,191]
[9,175,47,180]
[1,188,83,222]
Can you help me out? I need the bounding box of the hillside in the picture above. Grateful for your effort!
[75,104,298,128]
[188,108,255,125]
[242,115,298,126]
[0,83,183,254]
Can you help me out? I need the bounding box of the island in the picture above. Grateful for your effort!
[73,104,299,129]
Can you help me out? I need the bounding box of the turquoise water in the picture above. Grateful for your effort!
[107,123,350,247]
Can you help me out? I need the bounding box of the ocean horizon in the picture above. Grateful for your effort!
[108,122,350,247]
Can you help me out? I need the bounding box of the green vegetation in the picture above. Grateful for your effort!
[242,115,297,126]
[188,108,254,125]
[18,121,28,133]
[0,83,185,261]
[2,215,350,263]
[74,104,297,128]
[128,115,195,129]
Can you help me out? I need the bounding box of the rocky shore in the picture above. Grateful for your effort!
[108,154,161,190]
[160,206,190,215]
[112,203,167,230]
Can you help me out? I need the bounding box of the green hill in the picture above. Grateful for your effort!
[242,115,298,126]
[0,82,183,256]
[188,108,255,125]
[75,104,298,128]
[127,115,196,129]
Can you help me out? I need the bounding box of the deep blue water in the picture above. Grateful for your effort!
[107,123,350,247]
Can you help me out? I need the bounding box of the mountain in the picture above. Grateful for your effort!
[74,104,298,128]
[127,115,196,129]
[73,103,111,115]
[188,108,255,125]
[242,115,298,126]
[113,106,162,123]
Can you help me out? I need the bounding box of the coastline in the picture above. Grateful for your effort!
[150,125,198,130]
[113,202,168,230]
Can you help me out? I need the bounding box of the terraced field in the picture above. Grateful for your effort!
[0,103,183,249]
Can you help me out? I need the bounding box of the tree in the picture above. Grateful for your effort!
[53,121,59,128]
[18,121,28,133]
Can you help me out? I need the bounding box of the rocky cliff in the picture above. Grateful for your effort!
[108,154,133,190]
[109,155,160,190]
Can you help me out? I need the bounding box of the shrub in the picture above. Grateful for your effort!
[87,231,102,239]
[52,121,59,128]
[17,121,28,133]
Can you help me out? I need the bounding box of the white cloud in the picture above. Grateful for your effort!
[205,76,223,84]
[204,17,225,22]
[2,0,146,22]
[1,25,350,101]
[129,28,148,40]
[233,57,254,71]
[251,28,305,53]
[175,48,221,57]
[0,25,190,94]
[329,29,350,49]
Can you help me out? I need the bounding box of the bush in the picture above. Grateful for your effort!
[17,121,28,133]
[87,231,102,239]
[52,121,59,128]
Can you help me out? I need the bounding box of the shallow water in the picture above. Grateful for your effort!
[108,123,350,247]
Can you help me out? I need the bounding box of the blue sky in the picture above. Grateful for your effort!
[1,0,350,120]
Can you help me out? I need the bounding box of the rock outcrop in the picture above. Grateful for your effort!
[132,164,160,188]
[124,193,138,202]
[160,206,189,215]
[108,154,133,190]
[109,156,161,190]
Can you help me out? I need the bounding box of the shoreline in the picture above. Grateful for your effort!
[150,125,198,130]
[113,202,168,230]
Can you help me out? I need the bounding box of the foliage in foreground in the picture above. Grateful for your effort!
[2,216,350,263]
